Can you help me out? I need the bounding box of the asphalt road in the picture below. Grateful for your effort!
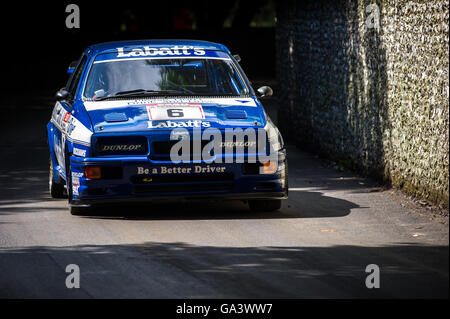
[0,100,448,298]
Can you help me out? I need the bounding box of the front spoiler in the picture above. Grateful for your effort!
[70,191,287,208]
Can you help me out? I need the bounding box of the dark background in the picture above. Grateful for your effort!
[0,0,277,104]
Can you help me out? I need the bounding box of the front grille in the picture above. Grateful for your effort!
[150,138,262,161]
[95,136,148,156]
[152,140,211,157]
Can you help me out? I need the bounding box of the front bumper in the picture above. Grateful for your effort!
[69,150,288,207]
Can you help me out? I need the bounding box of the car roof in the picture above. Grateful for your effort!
[85,39,231,56]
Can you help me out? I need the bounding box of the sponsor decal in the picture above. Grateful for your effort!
[73,147,86,157]
[63,112,72,123]
[72,184,79,195]
[220,141,257,148]
[100,144,143,152]
[71,172,84,184]
[137,165,226,175]
[146,103,205,121]
[51,102,92,146]
[66,116,92,146]
[66,118,76,135]
[117,46,206,58]
[148,120,211,129]
[72,171,83,195]
[52,104,68,130]
[170,129,190,139]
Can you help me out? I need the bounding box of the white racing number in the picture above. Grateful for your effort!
[146,103,205,121]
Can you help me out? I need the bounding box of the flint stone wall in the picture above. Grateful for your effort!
[276,0,449,207]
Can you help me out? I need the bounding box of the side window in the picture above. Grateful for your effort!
[67,55,87,99]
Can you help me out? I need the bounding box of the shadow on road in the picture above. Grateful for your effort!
[0,169,359,220]
[0,241,447,298]
[75,189,359,220]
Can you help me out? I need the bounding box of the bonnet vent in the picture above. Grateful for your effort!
[104,112,128,122]
[225,110,248,119]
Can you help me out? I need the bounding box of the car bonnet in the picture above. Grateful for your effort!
[83,97,267,133]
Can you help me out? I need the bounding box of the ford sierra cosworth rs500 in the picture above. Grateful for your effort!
[47,40,288,215]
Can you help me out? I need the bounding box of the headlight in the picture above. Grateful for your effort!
[265,117,284,152]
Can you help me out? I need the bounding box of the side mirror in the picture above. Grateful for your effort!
[56,89,70,101]
[233,54,241,63]
[67,60,78,75]
[257,86,273,98]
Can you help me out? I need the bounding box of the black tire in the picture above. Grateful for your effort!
[248,199,282,212]
[49,158,66,198]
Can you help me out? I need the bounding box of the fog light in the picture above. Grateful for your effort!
[85,166,101,179]
[261,161,277,174]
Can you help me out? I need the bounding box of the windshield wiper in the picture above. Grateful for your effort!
[115,89,190,96]
[93,89,191,101]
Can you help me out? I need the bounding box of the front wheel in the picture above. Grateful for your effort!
[49,158,65,198]
[248,199,282,212]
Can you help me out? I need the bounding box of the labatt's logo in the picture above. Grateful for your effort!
[117,46,206,58]
[148,120,211,129]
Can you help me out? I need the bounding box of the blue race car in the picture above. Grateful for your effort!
[47,40,288,215]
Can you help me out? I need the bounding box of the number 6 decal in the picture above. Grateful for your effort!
[167,108,184,118]
[146,103,205,120]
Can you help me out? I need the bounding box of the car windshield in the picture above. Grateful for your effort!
[84,56,249,99]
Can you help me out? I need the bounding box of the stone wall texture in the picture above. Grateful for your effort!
[276,0,449,207]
